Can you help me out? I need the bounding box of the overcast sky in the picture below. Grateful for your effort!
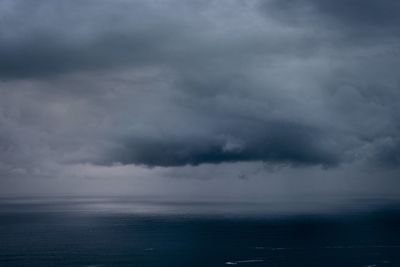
[1,0,399,199]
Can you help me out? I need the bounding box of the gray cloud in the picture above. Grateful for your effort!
[0,0,187,78]
[372,137,400,167]
[263,0,400,31]
[0,0,399,194]
[109,120,339,167]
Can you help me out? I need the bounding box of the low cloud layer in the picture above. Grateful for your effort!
[0,0,400,196]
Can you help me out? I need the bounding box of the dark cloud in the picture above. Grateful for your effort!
[108,121,339,167]
[0,0,321,79]
[373,137,400,167]
[0,0,194,78]
[0,0,399,192]
[263,0,400,39]
[298,0,400,28]
[0,31,170,78]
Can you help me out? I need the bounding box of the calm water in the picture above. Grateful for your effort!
[1,197,400,266]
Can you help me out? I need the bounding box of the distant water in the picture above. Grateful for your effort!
[1,197,400,266]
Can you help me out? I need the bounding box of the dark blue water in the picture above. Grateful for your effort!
[1,197,400,266]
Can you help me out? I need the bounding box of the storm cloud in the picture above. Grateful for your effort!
[0,0,400,194]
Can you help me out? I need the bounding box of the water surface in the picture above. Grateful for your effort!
[1,197,400,266]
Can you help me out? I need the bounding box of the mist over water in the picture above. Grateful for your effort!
[1,197,400,267]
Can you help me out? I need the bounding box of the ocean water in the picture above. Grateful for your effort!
[1,197,400,267]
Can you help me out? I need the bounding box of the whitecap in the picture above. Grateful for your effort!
[225,259,264,265]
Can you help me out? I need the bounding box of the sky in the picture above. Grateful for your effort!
[0,0,399,199]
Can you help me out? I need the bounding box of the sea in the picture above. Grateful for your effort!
[1,196,400,266]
